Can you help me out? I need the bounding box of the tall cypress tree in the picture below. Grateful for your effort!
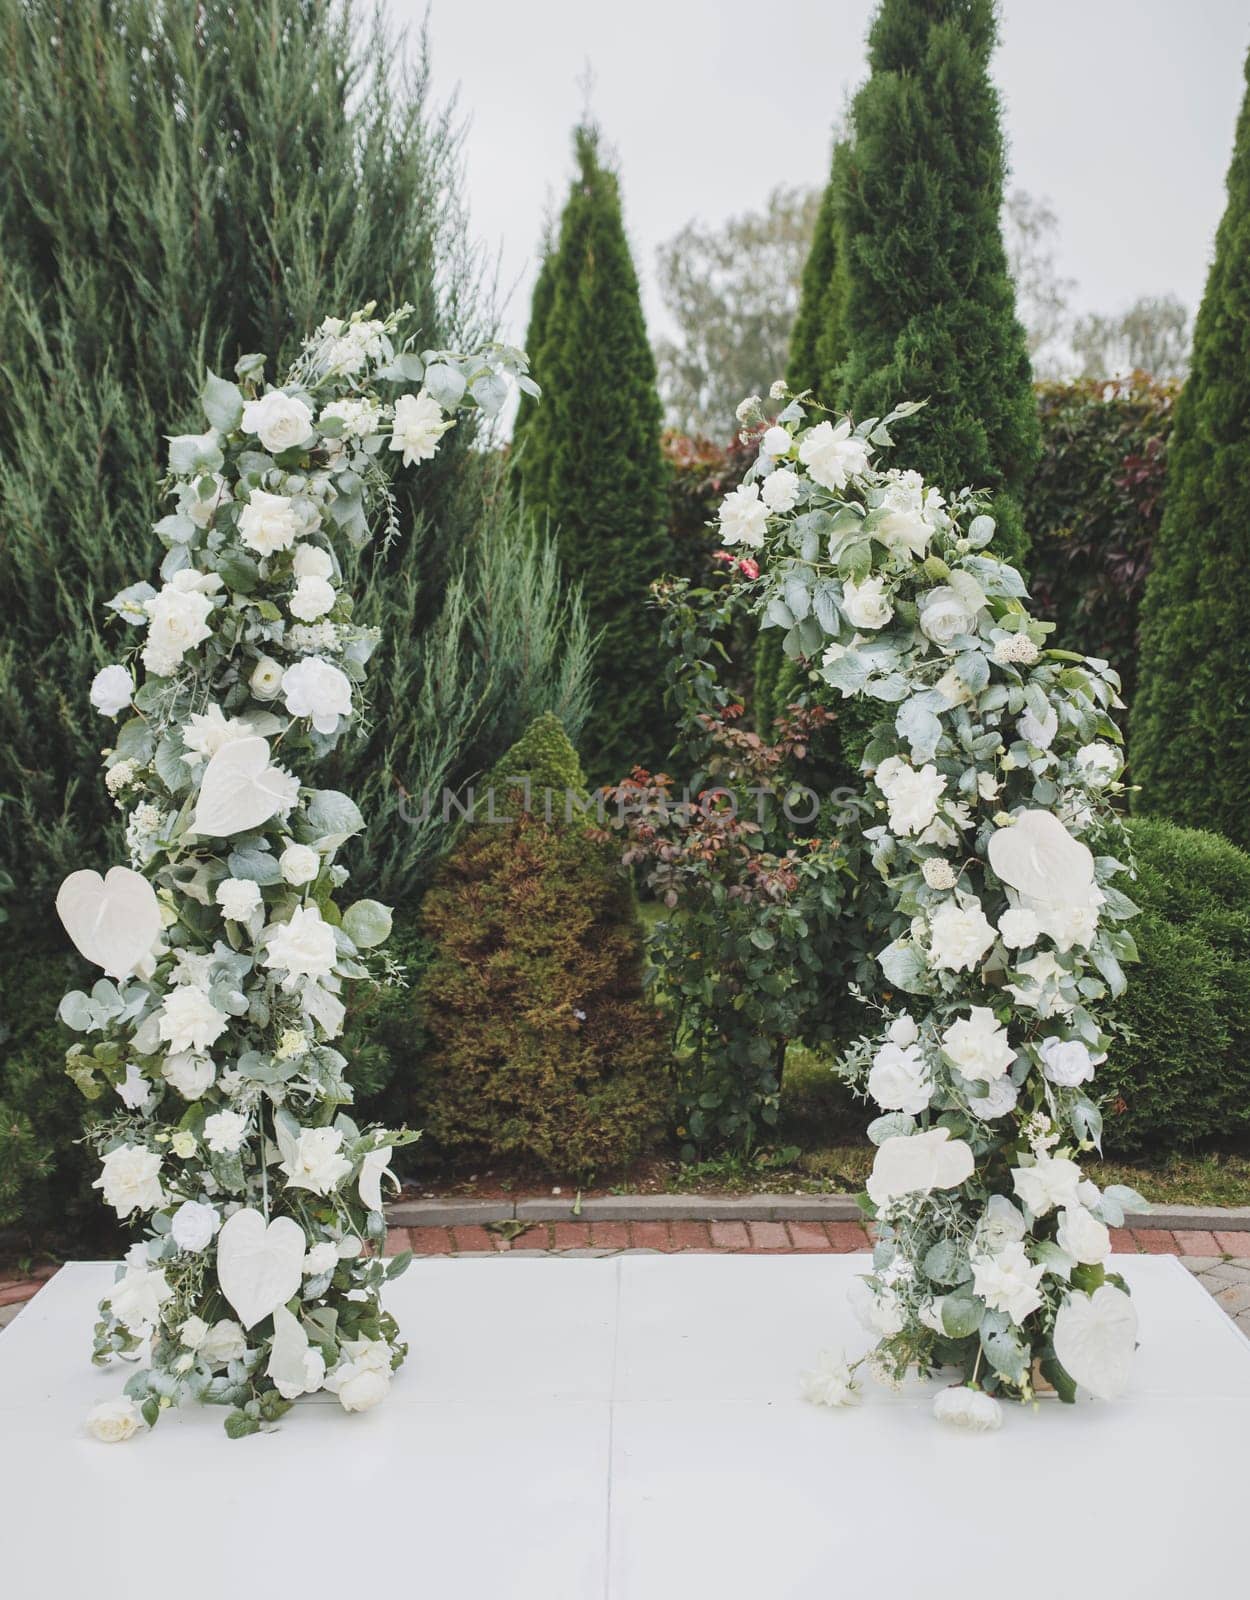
[835,0,1037,569]
[787,140,851,399]
[518,124,669,780]
[511,225,555,460]
[1134,54,1250,844]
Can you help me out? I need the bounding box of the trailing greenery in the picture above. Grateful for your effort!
[1133,53,1250,843]
[518,124,670,780]
[414,715,670,1178]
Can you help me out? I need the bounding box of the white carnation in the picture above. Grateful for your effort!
[389,390,454,466]
[289,574,336,622]
[157,986,228,1055]
[940,1006,1013,1082]
[717,481,769,548]
[238,489,301,557]
[927,898,996,972]
[215,876,262,922]
[761,467,801,513]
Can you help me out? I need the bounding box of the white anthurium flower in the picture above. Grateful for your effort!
[389,390,454,466]
[1012,1154,1084,1218]
[1055,1205,1111,1265]
[866,1128,974,1208]
[358,1145,397,1213]
[867,1041,933,1114]
[941,1006,1013,1082]
[970,1241,1046,1324]
[267,1306,328,1401]
[933,1387,1002,1431]
[241,389,315,454]
[798,417,872,491]
[717,481,769,548]
[799,1348,860,1408]
[89,665,134,718]
[1053,1285,1138,1400]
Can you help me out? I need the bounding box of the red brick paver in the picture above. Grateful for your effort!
[628,1221,674,1251]
[1215,1232,1250,1255]
[551,1222,593,1250]
[1131,1229,1179,1254]
[1174,1230,1224,1257]
[589,1222,631,1250]
[384,1227,412,1255]
[709,1221,750,1249]
[668,1221,712,1250]
[786,1223,834,1252]
[450,1225,501,1254]
[747,1221,790,1251]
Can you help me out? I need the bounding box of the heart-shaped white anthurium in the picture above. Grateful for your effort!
[56,866,162,980]
[190,736,298,838]
[987,809,1095,904]
[216,1209,306,1330]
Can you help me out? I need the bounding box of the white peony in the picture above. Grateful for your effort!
[249,655,284,701]
[215,876,263,922]
[1075,741,1120,788]
[717,481,769,548]
[279,843,321,886]
[928,898,997,973]
[93,1144,164,1217]
[1012,1154,1083,1217]
[761,467,801,513]
[202,1109,249,1155]
[998,906,1041,948]
[241,389,314,454]
[866,1127,974,1208]
[90,664,134,718]
[161,1050,216,1101]
[940,1006,1013,1083]
[280,1125,352,1196]
[933,1387,1002,1431]
[281,655,352,735]
[85,1398,144,1443]
[389,390,454,466]
[199,1318,248,1367]
[1038,1035,1095,1087]
[867,1041,932,1114]
[264,903,337,984]
[142,574,215,676]
[918,586,978,648]
[970,1241,1046,1324]
[289,574,336,621]
[115,1062,153,1112]
[170,1199,221,1253]
[1053,1285,1137,1400]
[1056,1205,1111,1266]
[157,985,229,1055]
[238,489,301,557]
[841,575,894,630]
[875,755,946,837]
[798,417,872,491]
[799,1348,860,1408]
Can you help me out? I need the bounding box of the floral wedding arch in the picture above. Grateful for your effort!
[718,389,1143,1427]
[57,307,534,1441]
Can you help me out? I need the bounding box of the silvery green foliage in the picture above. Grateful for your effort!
[59,308,534,1438]
[723,387,1145,1415]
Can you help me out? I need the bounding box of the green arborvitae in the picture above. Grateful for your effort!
[511,229,555,459]
[517,124,670,781]
[787,140,851,399]
[836,0,1038,570]
[1132,54,1250,843]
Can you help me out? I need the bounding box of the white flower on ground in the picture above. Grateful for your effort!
[922,857,957,890]
[115,1062,152,1112]
[875,755,946,837]
[238,489,302,557]
[93,1144,164,1217]
[358,1145,396,1212]
[940,1006,1012,1083]
[203,1109,249,1155]
[107,1260,173,1333]
[1038,1036,1095,1086]
[761,467,801,513]
[215,877,263,923]
[927,898,997,973]
[281,655,352,735]
[867,1041,932,1114]
[241,390,314,454]
[85,1397,144,1443]
[798,417,872,491]
[161,1050,216,1100]
[933,1387,1002,1431]
[1053,1284,1138,1400]
[142,573,215,676]
[290,574,336,621]
[918,586,979,648]
[198,1319,247,1367]
[971,1241,1046,1323]
[1012,1154,1084,1217]
[1056,1205,1111,1266]
[264,903,337,985]
[280,1126,352,1196]
[249,655,284,701]
[998,907,1041,949]
[90,665,134,717]
[325,1337,393,1413]
[170,1200,221,1253]
[157,985,229,1055]
[389,390,454,466]
[866,1128,974,1208]
[841,575,894,630]
[1075,741,1120,787]
[279,843,321,886]
[800,1348,861,1408]
[717,481,769,548]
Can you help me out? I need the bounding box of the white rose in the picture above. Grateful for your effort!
[170,1199,221,1253]
[331,1362,390,1413]
[887,1013,919,1047]
[249,655,284,701]
[970,1241,1046,1324]
[203,1109,249,1155]
[279,1126,352,1197]
[841,575,894,630]
[866,1128,974,1208]
[180,1315,209,1349]
[264,903,337,985]
[161,1050,216,1101]
[798,417,872,491]
[922,857,957,890]
[389,390,454,466]
[940,1006,1013,1083]
[927,898,996,972]
[242,390,314,454]
[966,1075,1019,1120]
[918,586,977,648]
[867,1041,932,1114]
[1052,1285,1137,1400]
[90,664,134,718]
[760,467,801,513]
[279,843,321,886]
[293,543,335,580]
[998,907,1041,948]
[238,489,301,557]
[933,1387,1002,1431]
[1056,1205,1111,1266]
[215,877,263,922]
[875,756,946,837]
[1012,1154,1083,1217]
[717,481,769,548]
[85,1398,144,1444]
[198,1318,247,1367]
[975,1195,1029,1253]
[157,985,228,1055]
[142,580,214,676]
[281,655,352,736]
[93,1144,164,1217]
[799,1348,860,1408]
[108,1261,173,1332]
[1038,1035,1095,1087]
[1017,703,1059,749]
[304,1241,339,1277]
[1075,741,1120,788]
[289,574,336,622]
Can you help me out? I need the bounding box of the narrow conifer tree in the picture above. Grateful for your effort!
[1134,54,1250,843]
[517,125,669,780]
[786,141,850,399]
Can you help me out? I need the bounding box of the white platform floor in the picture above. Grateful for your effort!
[1,1254,1246,1598]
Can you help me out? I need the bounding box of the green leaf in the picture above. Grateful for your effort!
[202,369,244,431]
[341,899,392,949]
[979,1309,1029,1384]
[941,1292,983,1339]
[224,1410,261,1439]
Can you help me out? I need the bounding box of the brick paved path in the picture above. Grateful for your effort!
[4,1224,1249,1336]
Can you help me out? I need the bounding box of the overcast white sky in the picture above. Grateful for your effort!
[387,0,1248,352]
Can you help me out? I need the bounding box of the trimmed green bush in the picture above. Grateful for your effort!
[1101,818,1250,1155]
[414,716,670,1177]
[1133,53,1250,843]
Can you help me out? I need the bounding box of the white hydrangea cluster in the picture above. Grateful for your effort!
[721,391,1143,1420]
[58,307,536,1441]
